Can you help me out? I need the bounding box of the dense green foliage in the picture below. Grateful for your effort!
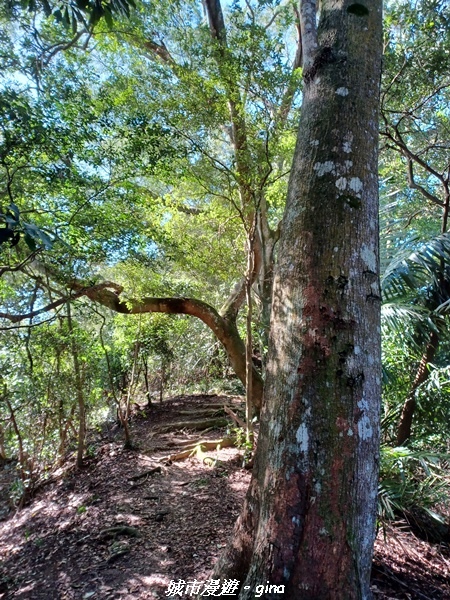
[0,0,449,525]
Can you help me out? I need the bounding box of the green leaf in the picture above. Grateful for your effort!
[23,233,37,251]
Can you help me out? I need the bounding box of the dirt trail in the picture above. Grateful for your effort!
[0,394,449,599]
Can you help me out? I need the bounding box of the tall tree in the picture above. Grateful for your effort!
[213,1,383,597]
[380,0,450,445]
[1,0,302,409]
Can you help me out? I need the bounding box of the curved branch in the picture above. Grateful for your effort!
[78,285,264,410]
[0,276,264,409]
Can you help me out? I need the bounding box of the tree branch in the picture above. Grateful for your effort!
[299,0,318,70]
[381,128,445,207]
[406,159,444,208]
[0,282,120,323]
[142,38,176,65]
[0,250,42,278]
[203,0,227,44]
[76,281,264,410]
[275,4,302,127]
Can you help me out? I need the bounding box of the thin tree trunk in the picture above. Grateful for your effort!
[214,1,383,597]
[396,330,439,446]
[3,386,27,482]
[0,421,7,463]
[143,358,152,407]
[397,186,449,445]
[122,337,140,449]
[67,303,86,469]
[245,232,255,444]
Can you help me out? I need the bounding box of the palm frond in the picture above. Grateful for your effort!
[381,302,441,351]
[378,445,450,524]
[382,233,450,301]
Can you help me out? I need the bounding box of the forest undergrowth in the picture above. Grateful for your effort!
[0,394,449,600]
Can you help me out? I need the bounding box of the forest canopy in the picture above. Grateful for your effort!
[0,0,450,569]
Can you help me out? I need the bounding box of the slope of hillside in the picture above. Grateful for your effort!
[0,395,449,599]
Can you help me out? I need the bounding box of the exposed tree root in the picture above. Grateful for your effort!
[99,526,141,539]
[155,418,229,433]
[223,405,246,429]
[158,437,236,463]
[176,409,223,417]
[127,466,162,481]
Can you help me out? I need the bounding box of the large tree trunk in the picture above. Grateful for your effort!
[213,2,383,598]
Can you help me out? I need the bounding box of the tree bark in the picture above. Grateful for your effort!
[213,1,383,598]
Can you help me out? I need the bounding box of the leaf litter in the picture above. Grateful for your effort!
[0,394,448,599]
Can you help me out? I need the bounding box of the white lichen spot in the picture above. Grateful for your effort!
[336,87,349,96]
[296,423,309,453]
[292,516,300,526]
[349,177,363,193]
[354,346,361,355]
[347,428,354,437]
[361,243,377,272]
[313,161,335,177]
[333,247,339,253]
[314,482,322,494]
[271,421,281,438]
[375,376,381,385]
[310,140,319,147]
[319,528,328,536]
[335,177,347,191]
[357,397,373,440]
[344,160,353,170]
[343,141,352,153]
[342,131,354,154]
[358,415,373,440]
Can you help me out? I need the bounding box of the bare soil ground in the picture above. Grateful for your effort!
[0,394,449,599]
